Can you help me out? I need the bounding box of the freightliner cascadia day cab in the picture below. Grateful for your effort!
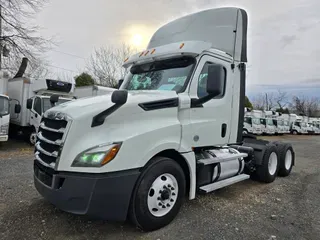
[33,7,295,231]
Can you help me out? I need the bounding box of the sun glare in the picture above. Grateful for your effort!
[131,34,143,47]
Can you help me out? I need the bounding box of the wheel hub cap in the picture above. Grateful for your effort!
[268,152,278,175]
[147,173,178,217]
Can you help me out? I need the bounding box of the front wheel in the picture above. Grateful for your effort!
[29,131,37,145]
[129,157,186,232]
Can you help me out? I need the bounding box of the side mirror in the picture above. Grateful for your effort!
[50,95,59,106]
[118,79,124,89]
[26,99,33,110]
[206,64,225,97]
[111,90,128,105]
[14,104,21,114]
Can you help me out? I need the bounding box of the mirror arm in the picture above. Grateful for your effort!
[191,94,215,108]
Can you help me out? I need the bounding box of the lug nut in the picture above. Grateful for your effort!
[168,184,171,188]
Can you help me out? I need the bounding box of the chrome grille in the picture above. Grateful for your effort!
[35,115,70,168]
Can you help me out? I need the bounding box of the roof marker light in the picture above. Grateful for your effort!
[144,50,149,56]
[180,43,185,49]
[139,52,145,57]
[124,57,129,62]
[151,49,156,54]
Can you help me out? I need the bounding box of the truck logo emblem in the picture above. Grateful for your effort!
[193,135,199,142]
[57,82,64,86]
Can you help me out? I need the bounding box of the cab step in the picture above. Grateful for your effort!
[199,174,250,193]
[197,152,248,165]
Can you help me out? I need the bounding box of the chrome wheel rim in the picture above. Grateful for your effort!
[268,152,278,175]
[285,150,293,170]
[30,132,37,145]
[147,173,178,217]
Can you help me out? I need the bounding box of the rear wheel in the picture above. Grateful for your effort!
[277,143,294,176]
[29,131,37,145]
[254,144,279,183]
[129,157,186,232]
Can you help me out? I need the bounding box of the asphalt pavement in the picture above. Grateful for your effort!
[0,136,320,240]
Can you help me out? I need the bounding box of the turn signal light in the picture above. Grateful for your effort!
[101,144,121,166]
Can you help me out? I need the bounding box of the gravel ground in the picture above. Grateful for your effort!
[0,136,320,240]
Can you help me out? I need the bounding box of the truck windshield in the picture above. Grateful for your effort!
[278,121,284,126]
[252,118,260,125]
[284,121,289,126]
[267,119,274,126]
[0,96,9,116]
[260,118,266,126]
[123,57,195,92]
[43,98,71,113]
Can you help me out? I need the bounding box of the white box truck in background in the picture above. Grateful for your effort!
[243,108,263,135]
[0,71,10,142]
[33,7,295,231]
[74,85,114,99]
[8,76,75,145]
[289,114,307,135]
[0,71,21,142]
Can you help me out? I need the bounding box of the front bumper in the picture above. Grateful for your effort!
[34,160,140,221]
[0,134,8,142]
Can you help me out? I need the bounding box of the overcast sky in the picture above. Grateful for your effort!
[36,0,320,88]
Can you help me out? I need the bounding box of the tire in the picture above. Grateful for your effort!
[254,144,279,183]
[292,130,298,135]
[277,143,294,177]
[28,131,37,145]
[243,129,248,135]
[129,157,186,232]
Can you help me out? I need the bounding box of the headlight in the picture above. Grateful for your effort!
[0,124,9,135]
[72,143,122,167]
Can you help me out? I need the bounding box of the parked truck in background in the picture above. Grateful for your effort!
[8,76,75,145]
[0,71,10,142]
[289,114,307,135]
[0,71,21,142]
[33,8,295,231]
[279,114,290,134]
[243,108,263,135]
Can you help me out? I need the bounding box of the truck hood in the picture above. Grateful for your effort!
[47,90,178,119]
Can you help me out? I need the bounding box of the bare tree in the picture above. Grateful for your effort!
[0,0,52,76]
[251,90,288,111]
[87,44,137,88]
[291,95,320,116]
[274,89,288,109]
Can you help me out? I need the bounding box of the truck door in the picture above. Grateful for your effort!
[186,54,233,147]
[30,96,42,132]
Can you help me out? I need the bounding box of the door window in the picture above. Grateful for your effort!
[197,62,226,98]
[33,97,42,115]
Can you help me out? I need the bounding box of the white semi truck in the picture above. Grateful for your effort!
[243,109,263,135]
[8,76,75,144]
[33,8,295,231]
